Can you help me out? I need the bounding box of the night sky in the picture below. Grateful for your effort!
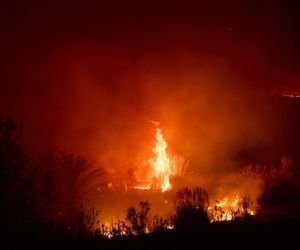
[1,1,300,172]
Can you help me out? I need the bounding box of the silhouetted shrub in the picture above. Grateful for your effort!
[126,201,150,235]
[98,219,132,238]
[150,215,175,232]
[172,187,209,231]
[239,155,295,199]
[71,204,100,238]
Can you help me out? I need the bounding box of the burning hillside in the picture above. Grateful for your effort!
[2,1,300,247]
[87,121,264,234]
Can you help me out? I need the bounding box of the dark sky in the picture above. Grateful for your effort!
[1,1,300,172]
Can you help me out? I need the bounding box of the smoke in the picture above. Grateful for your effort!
[58,48,270,220]
[1,1,300,221]
[2,33,297,202]
[45,47,289,175]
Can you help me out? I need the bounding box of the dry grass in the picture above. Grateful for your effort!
[239,155,295,192]
[171,155,190,177]
[172,186,209,212]
[172,187,210,230]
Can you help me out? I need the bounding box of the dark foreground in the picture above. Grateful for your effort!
[3,216,299,250]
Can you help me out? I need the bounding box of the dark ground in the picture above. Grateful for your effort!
[6,216,300,250]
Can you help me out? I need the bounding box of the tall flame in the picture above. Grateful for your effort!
[148,127,172,192]
[133,122,188,192]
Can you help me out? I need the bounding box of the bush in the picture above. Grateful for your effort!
[172,187,209,231]
[126,201,150,235]
[239,155,295,198]
[72,204,100,238]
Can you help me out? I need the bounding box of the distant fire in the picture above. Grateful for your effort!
[208,195,256,222]
[281,91,300,98]
[134,122,188,192]
[96,122,262,238]
[133,122,258,222]
[282,94,300,98]
[134,184,151,190]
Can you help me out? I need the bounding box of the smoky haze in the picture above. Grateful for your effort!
[1,1,300,184]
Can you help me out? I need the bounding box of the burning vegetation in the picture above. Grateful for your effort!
[85,122,267,238]
[281,90,300,98]
[2,1,300,248]
[1,102,299,247]
[134,122,189,192]
[208,195,255,222]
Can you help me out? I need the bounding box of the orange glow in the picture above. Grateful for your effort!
[133,184,151,190]
[281,91,300,98]
[282,94,300,98]
[208,195,256,222]
[134,122,188,192]
[149,126,172,192]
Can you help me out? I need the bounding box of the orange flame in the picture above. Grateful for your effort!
[208,195,256,222]
[134,122,188,192]
[148,126,173,192]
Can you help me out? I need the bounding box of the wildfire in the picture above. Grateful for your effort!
[148,126,173,192]
[208,195,256,222]
[101,221,128,238]
[282,93,300,98]
[134,122,188,192]
[281,90,300,98]
[134,184,151,190]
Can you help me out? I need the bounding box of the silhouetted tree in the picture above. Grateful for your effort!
[0,116,33,235]
[35,148,92,231]
[0,115,96,239]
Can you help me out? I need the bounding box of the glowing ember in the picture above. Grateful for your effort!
[134,184,151,190]
[281,91,300,98]
[166,225,175,230]
[282,94,300,98]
